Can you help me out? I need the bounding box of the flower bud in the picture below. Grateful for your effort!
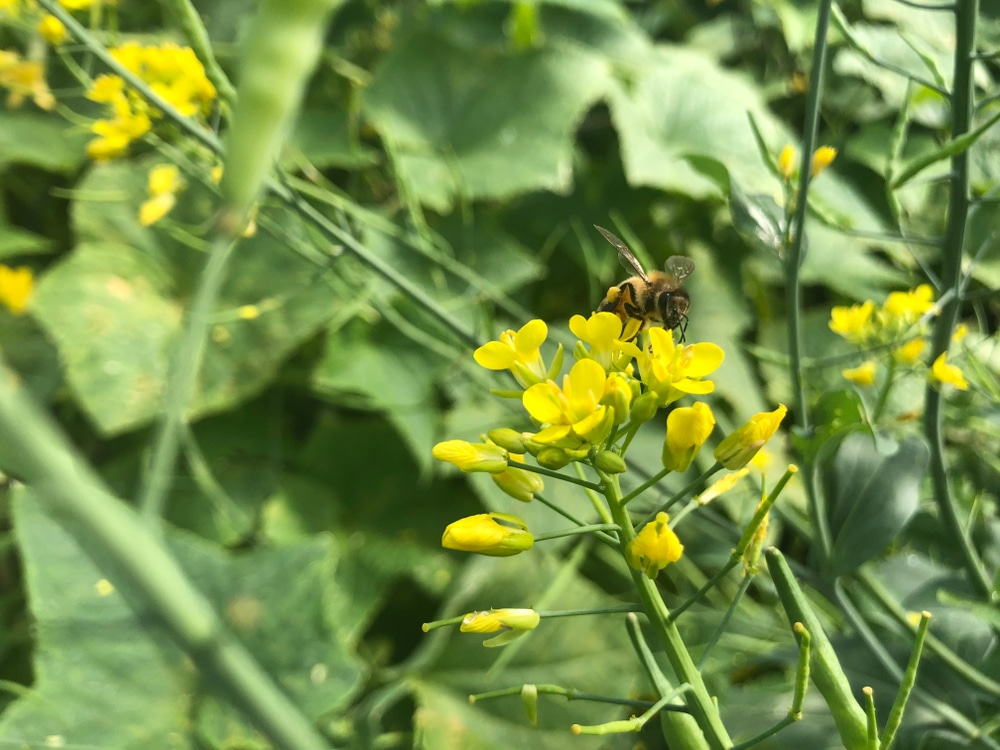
[536,446,572,469]
[603,373,633,425]
[487,428,528,454]
[662,402,715,472]
[461,607,541,647]
[593,450,626,474]
[491,456,544,502]
[777,144,796,181]
[521,684,539,725]
[630,391,660,425]
[441,513,533,556]
[810,145,837,177]
[626,512,684,579]
[432,440,508,473]
[714,405,787,470]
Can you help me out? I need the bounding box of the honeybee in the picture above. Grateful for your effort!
[594,225,695,340]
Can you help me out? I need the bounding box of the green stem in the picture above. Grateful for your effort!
[863,688,879,750]
[922,0,992,599]
[533,494,619,547]
[621,466,670,506]
[697,574,753,669]
[641,462,721,524]
[471,683,659,710]
[139,233,236,522]
[0,366,331,750]
[603,472,733,749]
[533,523,619,542]
[879,612,931,750]
[871,359,896,422]
[514,462,602,491]
[536,604,643,618]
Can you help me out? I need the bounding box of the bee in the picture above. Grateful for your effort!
[594,225,695,340]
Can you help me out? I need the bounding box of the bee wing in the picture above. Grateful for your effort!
[594,225,649,282]
[664,255,695,283]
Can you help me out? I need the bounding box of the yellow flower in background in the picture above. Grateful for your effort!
[697,468,750,505]
[0,264,33,315]
[37,15,66,45]
[829,300,874,344]
[777,144,796,181]
[59,0,111,9]
[842,360,877,386]
[637,327,723,406]
[474,319,549,387]
[953,323,968,342]
[715,405,787,470]
[930,353,968,391]
[882,284,934,323]
[522,358,613,447]
[432,440,508,473]
[0,50,54,110]
[893,338,925,365]
[138,164,184,226]
[662,402,715,472]
[626,512,683,578]
[85,42,217,160]
[810,146,837,177]
[569,311,641,371]
[441,513,533,557]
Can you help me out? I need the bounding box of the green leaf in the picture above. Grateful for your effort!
[821,432,929,578]
[362,25,608,212]
[3,490,365,748]
[729,181,785,256]
[286,104,379,170]
[31,161,337,435]
[0,112,87,172]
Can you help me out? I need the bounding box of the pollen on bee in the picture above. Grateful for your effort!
[605,286,621,303]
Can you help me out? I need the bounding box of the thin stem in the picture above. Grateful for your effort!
[471,683,659,710]
[536,604,643,618]
[872,359,897,422]
[513,462,603,491]
[922,0,993,599]
[879,612,931,750]
[697,574,753,669]
[602,471,733,749]
[621,466,670,506]
[641,462,721,524]
[533,523,619,542]
[669,559,740,624]
[533,494,619,548]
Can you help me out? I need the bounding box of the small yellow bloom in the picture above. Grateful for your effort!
[715,405,787,470]
[474,319,549,387]
[626,512,683,579]
[0,264,33,315]
[697,468,750,505]
[441,513,533,557]
[662,402,715,472]
[38,15,67,45]
[829,301,874,344]
[138,193,176,227]
[930,353,968,391]
[883,284,934,322]
[842,360,877,386]
[491,453,543,502]
[238,304,260,320]
[569,311,641,371]
[432,440,508,473]
[461,608,540,646]
[637,327,724,407]
[87,74,125,104]
[777,144,796,181]
[0,53,55,110]
[952,323,968,342]
[59,0,104,9]
[894,338,925,365]
[810,146,837,177]
[523,358,613,447]
[138,164,184,226]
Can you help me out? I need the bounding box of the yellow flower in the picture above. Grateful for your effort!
[829,301,874,344]
[59,0,108,9]
[138,164,184,226]
[491,453,543,503]
[474,319,549,387]
[0,264,33,315]
[882,284,934,323]
[569,311,641,371]
[461,608,540,647]
[662,402,715,472]
[38,15,66,45]
[777,144,796,181]
[810,146,837,177]
[626,512,683,578]
[952,323,968,342]
[87,74,125,104]
[697,468,750,505]
[0,52,54,110]
[930,353,968,391]
[86,106,152,160]
[842,360,877,386]
[636,327,724,406]
[893,338,925,365]
[432,440,508,473]
[715,405,787,470]
[602,372,634,425]
[522,358,613,447]
[441,513,533,557]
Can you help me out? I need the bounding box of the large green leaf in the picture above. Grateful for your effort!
[820,431,929,578]
[0,111,87,172]
[31,161,337,435]
[362,25,609,213]
[2,491,365,748]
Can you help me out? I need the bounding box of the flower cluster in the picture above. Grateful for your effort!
[86,42,217,160]
[433,312,787,606]
[0,49,54,110]
[829,285,968,391]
